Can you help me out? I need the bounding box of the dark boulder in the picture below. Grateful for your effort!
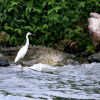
[88,52,100,63]
[0,54,9,67]
[76,51,92,57]
[52,39,78,54]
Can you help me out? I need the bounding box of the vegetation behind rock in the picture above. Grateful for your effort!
[0,0,100,52]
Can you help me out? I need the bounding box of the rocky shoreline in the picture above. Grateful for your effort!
[0,45,77,67]
[0,45,100,67]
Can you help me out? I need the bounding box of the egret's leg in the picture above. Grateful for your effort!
[21,65,23,72]
[21,62,24,72]
[15,60,24,72]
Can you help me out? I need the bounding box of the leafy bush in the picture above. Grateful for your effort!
[0,0,100,51]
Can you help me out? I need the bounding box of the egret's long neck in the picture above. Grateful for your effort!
[25,35,29,48]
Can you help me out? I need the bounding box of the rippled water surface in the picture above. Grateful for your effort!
[0,63,100,100]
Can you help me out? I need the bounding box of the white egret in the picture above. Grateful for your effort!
[15,32,34,70]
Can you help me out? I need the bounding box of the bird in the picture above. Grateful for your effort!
[15,32,34,70]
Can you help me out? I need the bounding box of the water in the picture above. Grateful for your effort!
[0,63,100,100]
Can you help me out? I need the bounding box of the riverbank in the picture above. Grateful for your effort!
[0,45,99,67]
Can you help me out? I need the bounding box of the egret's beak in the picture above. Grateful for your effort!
[31,34,35,37]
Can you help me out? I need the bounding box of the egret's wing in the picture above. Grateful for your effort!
[15,46,27,62]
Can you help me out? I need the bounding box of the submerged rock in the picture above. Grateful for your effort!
[0,54,9,67]
[88,13,100,51]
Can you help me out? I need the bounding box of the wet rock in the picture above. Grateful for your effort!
[0,54,9,66]
[27,45,76,66]
[0,31,8,48]
[76,51,92,57]
[52,39,78,54]
[88,13,100,51]
[88,52,100,63]
[66,59,79,65]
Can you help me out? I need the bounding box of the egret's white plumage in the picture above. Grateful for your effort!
[15,32,33,63]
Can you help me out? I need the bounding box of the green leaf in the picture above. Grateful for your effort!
[43,24,48,29]
[4,26,13,30]
[15,29,22,35]
[33,8,42,13]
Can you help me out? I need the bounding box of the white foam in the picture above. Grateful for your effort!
[0,95,33,100]
[28,63,57,72]
[12,62,100,73]
[81,62,97,68]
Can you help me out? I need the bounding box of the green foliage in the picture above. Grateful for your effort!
[86,45,95,53]
[0,0,100,51]
[65,26,93,51]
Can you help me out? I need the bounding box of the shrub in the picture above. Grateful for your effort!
[0,0,100,51]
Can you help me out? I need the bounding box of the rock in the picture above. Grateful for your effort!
[88,52,100,63]
[52,39,78,54]
[66,59,79,65]
[88,13,100,51]
[27,45,76,66]
[0,54,9,66]
[76,51,92,57]
[0,31,8,48]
